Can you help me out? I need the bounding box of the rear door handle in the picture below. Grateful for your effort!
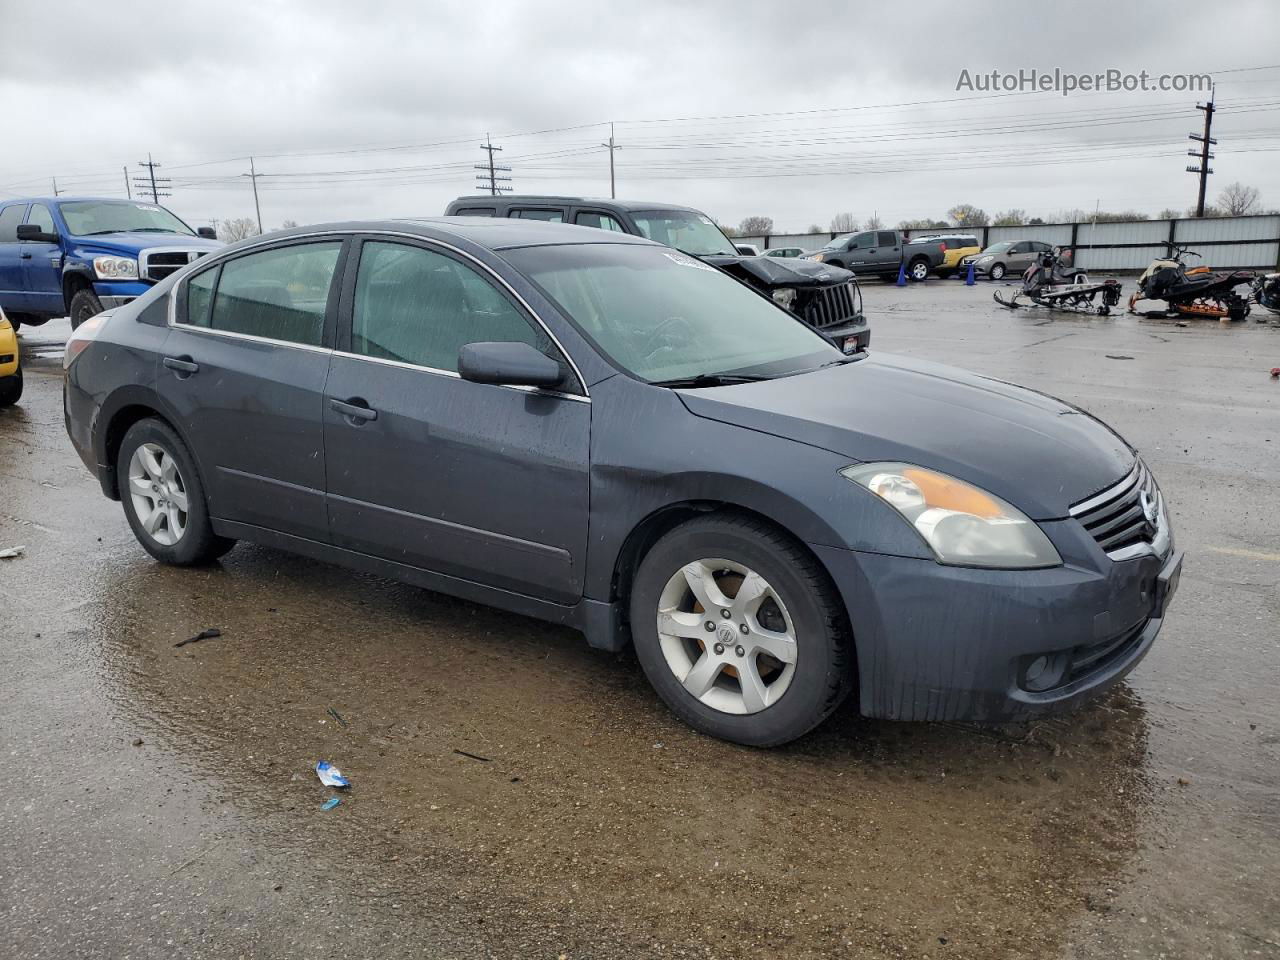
[329,398,378,423]
[163,356,199,375]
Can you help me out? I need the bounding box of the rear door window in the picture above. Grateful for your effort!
[878,231,898,247]
[0,204,27,241]
[512,209,565,222]
[453,208,496,216]
[205,242,342,346]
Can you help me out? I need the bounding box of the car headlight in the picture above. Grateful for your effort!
[772,287,797,310]
[840,462,1062,568]
[810,253,826,262]
[977,256,994,265]
[93,255,139,280]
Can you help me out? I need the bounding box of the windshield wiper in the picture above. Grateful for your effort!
[650,372,774,389]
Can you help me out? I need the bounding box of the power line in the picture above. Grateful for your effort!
[132,153,171,203]
[1188,90,1217,217]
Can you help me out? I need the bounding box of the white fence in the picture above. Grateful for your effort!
[738,214,1280,271]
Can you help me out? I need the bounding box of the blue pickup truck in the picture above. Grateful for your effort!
[0,197,221,330]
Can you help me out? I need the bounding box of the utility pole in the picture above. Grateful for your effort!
[123,166,132,199]
[248,157,263,234]
[132,153,170,204]
[475,134,511,197]
[1187,89,1216,217]
[51,177,60,197]
[600,122,620,199]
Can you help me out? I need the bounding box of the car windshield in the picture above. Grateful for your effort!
[981,242,1013,255]
[630,210,737,257]
[506,243,842,384]
[58,200,195,237]
[823,234,852,250]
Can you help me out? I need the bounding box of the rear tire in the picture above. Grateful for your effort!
[116,418,236,566]
[0,366,21,407]
[69,289,104,331]
[990,263,1007,281]
[628,513,854,747]
[908,258,931,282]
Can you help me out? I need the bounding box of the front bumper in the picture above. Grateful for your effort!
[93,280,152,310]
[812,529,1181,723]
[822,318,870,355]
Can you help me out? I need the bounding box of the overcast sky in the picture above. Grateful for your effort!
[3,0,1277,234]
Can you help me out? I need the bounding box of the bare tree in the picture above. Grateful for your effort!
[806,223,824,234]
[280,218,300,229]
[1158,208,1182,220]
[898,218,950,231]
[1217,182,1261,217]
[718,223,740,237]
[947,204,989,227]
[738,215,773,236]
[992,209,1027,226]
[1187,204,1225,218]
[830,212,859,233]
[865,213,884,230]
[217,217,260,242]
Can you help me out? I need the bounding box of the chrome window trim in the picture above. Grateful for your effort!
[166,228,590,399]
[166,323,333,356]
[330,349,590,404]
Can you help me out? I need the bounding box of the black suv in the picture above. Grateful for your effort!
[445,195,869,354]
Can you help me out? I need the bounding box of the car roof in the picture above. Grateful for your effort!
[2,196,145,205]
[262,216,661,252]
[448,194,705,215]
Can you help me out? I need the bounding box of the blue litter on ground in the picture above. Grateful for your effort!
[315,760,350,788]
[321,796,342,811]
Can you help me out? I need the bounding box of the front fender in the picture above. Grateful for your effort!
[582,376,931,601]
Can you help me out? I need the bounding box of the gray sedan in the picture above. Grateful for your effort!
[63,218,1181,746]
[961,240,1055,280]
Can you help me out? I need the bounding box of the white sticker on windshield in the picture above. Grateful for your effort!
[698,215,713,225]
[663,252,716,271]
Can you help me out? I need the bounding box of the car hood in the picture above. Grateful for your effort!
[700,253,854,289]
[69,233,223,255]
[676,353,1134,519]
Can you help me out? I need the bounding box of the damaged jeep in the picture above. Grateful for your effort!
[445,195,869,354]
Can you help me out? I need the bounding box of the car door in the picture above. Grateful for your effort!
[159,237,347,542]
[0,203,29,312]
[876,231,902,271]
[1005,242,1033,275]
[843,232,877,271]
[20,203,63,317]
[323,236,590,604]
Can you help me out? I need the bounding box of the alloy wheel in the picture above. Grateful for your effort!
[655,558,798,715]
[127,442,189,546]
[911,261,929,281]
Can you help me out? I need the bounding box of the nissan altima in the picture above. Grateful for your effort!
[64,218,1182,746]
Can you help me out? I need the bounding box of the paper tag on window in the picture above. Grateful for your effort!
[662,252,716,271]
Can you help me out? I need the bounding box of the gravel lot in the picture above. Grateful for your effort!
[2,279,1277,959]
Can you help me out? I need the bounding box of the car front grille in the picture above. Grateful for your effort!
[139,248,211,282]
[798,280,860,329]
[1069,460,1163,560]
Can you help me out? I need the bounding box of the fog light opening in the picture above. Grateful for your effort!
[1022,652,1069,692]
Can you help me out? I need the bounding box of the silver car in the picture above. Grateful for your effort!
[961,240,1054,281]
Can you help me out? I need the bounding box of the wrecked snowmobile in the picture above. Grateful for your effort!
[1128,243,1254,321]
[993,246,1122,315]
[1253,272,1280,316]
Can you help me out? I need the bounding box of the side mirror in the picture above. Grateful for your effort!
[197,226,218,239]
[16,224,58,243]
[457,341,566,389]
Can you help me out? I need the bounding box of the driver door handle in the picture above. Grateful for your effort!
[330,398,378,423]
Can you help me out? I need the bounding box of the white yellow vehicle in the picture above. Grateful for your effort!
[0,305,22,407]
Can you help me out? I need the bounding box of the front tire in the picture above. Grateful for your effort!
[0,366,21,407]
[69,289,104,331]
[117,418,236,565]
[908,258,930,282]
[628,514,853,747]
[990,263,1007,281]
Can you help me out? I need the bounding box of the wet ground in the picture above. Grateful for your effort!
[2,282,1278,959]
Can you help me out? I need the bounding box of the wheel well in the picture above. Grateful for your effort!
[101,404,171,499]
[611,500,837,615]
[63,272,93,314]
